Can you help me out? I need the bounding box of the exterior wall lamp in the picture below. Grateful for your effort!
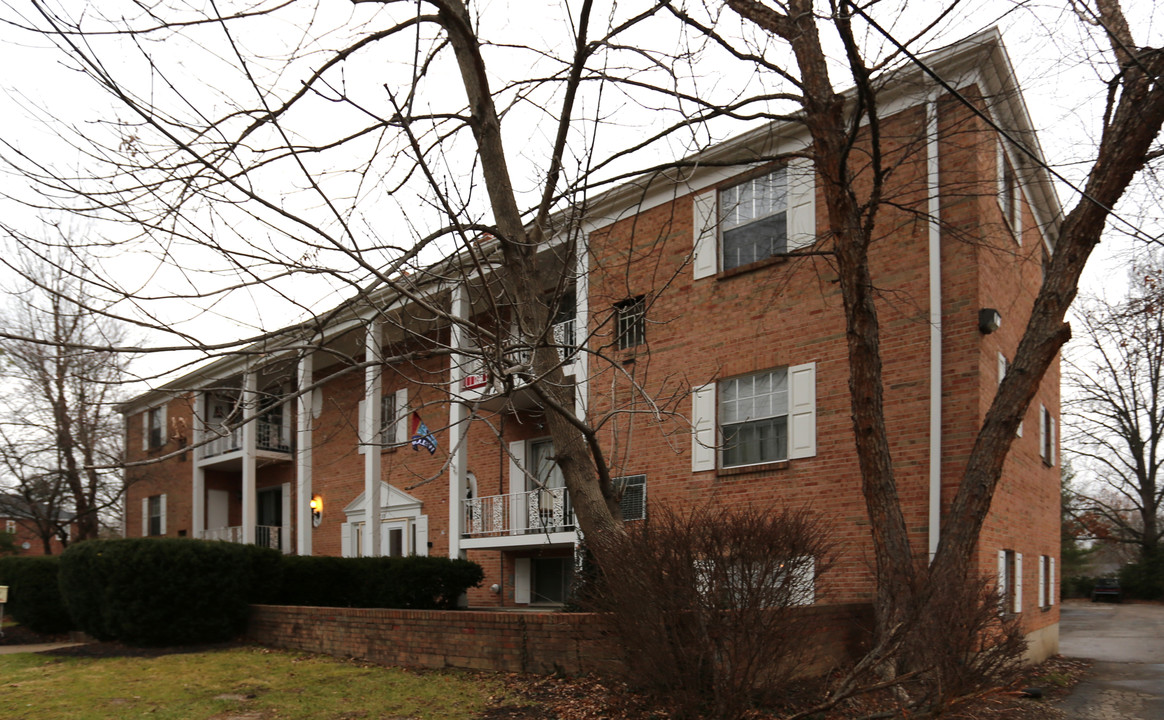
[978,308,1002,334]
[310,495,323,527]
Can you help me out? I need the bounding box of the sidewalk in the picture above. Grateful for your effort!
[0,641,85,655]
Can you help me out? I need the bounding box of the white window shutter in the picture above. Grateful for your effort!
[159,494,167,535]
[514,557,532,604]
[791,557,815,606]
[1050,557,1056,606]
[1014,552,1023,613]
[997,550,1007,609]
[786,156,816,251]
[395,388,409,444]
[997,140,1006,198]
[159,404,167,439]
[281,483,291,553]
[691,383,716,472]
[1039,405,1047,461]
[997,352,1007,384]
[1038,556,1046,608]
[141,497,148,537]
[341,522,352,557]
[357,399,367,455]
[789,363,817,459]
[1013,182,1024,244]
[142,412,149,451]
[1051,416,1058,466]
[691,190,718,279]
[414,515,428,557]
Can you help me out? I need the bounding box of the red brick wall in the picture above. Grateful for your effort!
[247,603,872,675]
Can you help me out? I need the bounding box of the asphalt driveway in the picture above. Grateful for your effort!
[1056,600,1164,720]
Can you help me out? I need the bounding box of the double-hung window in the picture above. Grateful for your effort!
[142,494,166,537]
[998,141,1022,242]
[146,406,165,450]
[615,296,645,350]
[691,363,816,472]
[720,168,788,271]
[691,158,815,279]
[720,369,790,467]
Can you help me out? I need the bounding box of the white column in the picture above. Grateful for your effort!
[242,372,258,545]
[296,352,314,556]
[448,283,469,560]
[363,321,382,557]
[574,239,589,418]
[191,391,205,538]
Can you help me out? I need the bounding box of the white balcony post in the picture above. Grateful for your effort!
[296,352,314,556]
[192,391,206,538]
[242,372,258,545]
[448,283,469,560]
[574,241,589,417]
[363,320,382,557]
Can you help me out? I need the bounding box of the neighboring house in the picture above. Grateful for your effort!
[121,29,1061,660]
[0,493,76,555]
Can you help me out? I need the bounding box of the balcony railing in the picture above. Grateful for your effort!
[552,318,577,359]
[199,525,282,550]
[197,421,290,459]
[463,487,574,538]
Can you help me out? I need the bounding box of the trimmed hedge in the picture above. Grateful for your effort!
[277,555,483,610]
[0,555,72,634]
[57,538,483,646]
[59,538,283,646]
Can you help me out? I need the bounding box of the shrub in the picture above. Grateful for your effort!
[0,555,72,634]
[59,538,282,646]
[1062,574,1095,600]
[580,506,834,720]
[276,555,483,609]
[1119,554,1164,600]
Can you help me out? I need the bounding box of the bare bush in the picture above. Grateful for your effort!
[894,571,1027,715]
[580,506,834,720]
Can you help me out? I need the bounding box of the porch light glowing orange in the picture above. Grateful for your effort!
[310,495,323,527]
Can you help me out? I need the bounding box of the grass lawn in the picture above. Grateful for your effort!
[0,645,521,719]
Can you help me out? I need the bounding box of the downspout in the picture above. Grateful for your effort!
[926,93,942,561]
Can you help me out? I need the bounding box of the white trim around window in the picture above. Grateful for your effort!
[691,362,815,472]
[692,157,816,280]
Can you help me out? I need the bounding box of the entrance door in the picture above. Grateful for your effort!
[207,489,229,531]
[529,439,568,528]
[532,557,573,605]
[257,487,282,549]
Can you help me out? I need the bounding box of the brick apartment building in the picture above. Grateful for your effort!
[0,494,74,556]
[121,29,1061,660]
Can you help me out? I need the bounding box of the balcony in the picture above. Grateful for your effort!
[460,319,579,410]
[197,421,291,464]
[460,487,576,549]
[199,525,283,550]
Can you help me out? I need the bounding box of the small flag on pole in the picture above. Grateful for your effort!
[410,411,437,455]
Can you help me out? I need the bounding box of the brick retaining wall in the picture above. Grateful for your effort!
[248,603,873,675]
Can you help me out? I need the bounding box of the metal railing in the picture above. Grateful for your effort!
[462,487,574,538]
[198,421,289,459]
[199,525,282,550]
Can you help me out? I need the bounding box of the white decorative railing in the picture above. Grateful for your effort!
[463,487,574,537]
[198,421,289,459]
[200,525,282,550]
[552,318,577,359]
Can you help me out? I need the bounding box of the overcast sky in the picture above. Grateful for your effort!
[0,0,1160,384]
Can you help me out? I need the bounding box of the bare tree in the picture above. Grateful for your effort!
[0,242,129,543]
[717,0,1164,640]
[0,0,1162,701]
[1067,264,1164,563]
